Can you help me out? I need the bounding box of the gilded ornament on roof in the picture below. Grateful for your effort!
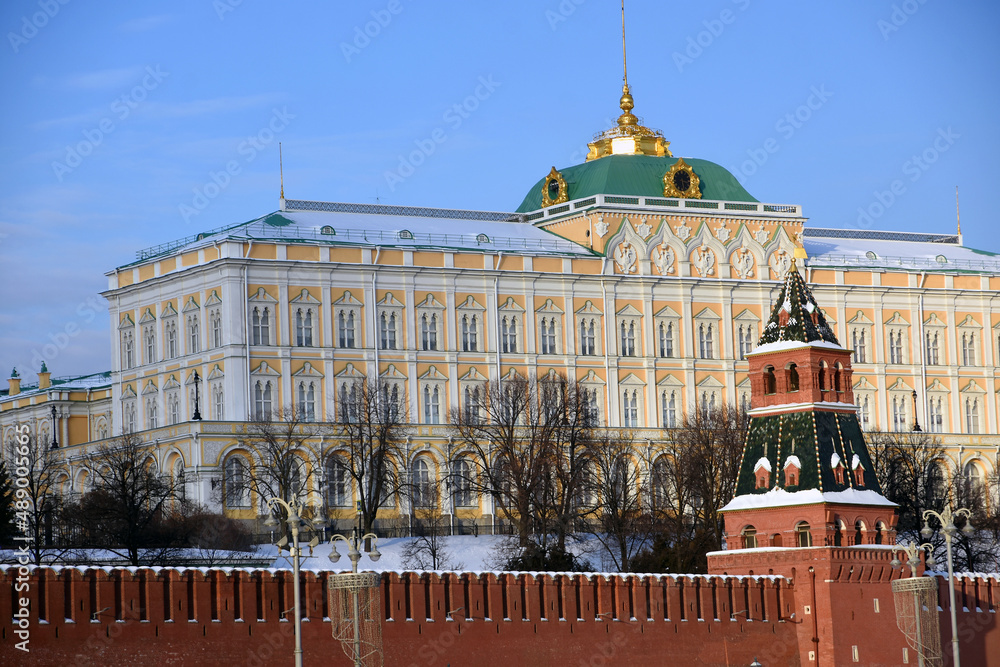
[663,158,702,199]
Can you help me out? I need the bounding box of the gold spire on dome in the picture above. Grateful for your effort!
[586,1,671,161]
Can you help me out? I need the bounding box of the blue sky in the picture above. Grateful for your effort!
[1,0,998,379]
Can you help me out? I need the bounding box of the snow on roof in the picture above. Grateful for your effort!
[130,201,594,267]
[1,371,112,401]
[803,228,1000,273]
[851,454,862,470]
[749,339,845,356]
[831,453,842,469]
[783,455,801,470]
[720,488,897,513]
[754,456,772,473]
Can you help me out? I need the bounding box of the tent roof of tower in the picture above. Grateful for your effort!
[757,261,839,348]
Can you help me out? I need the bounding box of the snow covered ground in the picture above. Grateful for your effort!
[266,534,623,574]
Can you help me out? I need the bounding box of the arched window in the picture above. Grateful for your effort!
[854,520,865,545]
[452,458,474,507]
[874,521,885,545]
[787,363,800,392]
[833,363,843,393]
[411,458,435,508]
[224,457,250,509]
[742,525,757,549]
[963,462,983,497]
[796,522,812,547]
[818,361,828,391]
[927,462,947,504]
[763,366,776,395]
[173,459,186,501]
[326,455,351,507]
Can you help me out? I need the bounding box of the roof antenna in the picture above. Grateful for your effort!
[279,142,286,211]
[955,186,961,242]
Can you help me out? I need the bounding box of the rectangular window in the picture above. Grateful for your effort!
[620,320,636,356]
[501,316,517,353]
[579,318,597,355]
[925,331,940,365]
[698,323,714,359]
[661,391,677,428]
[423,385,441,424]
[381,312,398,350]
[211,310,223,348]
[187,315,200,354]
[622,389,638,427]
[540,317,557,354]
[421,314,438,351]
[251,307,270,346]
[852,329,867,363]
[461,314,478,352]
[658,322,674,358]
[338,311,356,348]
[295,308,314,347]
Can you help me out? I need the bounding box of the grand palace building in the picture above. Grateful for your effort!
[3,80,999,530]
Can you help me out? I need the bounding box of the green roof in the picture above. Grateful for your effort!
[734,412,882,496]
[515,155,757,213]
[758,265,839,346]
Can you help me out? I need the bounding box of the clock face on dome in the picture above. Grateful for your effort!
[541,166,568,207]
[663,158,702,199]
[672,170,691,193]
[548,179,560,200]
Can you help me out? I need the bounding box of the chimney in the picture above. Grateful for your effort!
[8,368,21,396]
[38,361,51,390]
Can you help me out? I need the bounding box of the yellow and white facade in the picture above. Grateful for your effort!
[3,88,999,527]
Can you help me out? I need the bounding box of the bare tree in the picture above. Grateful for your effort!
[334,379,411,536]
[5,432,72,564]
[866,428,948,545]
[578,430,651,572]
[633,404,746,574]
[64,432,183,566]
[401,515,464,571]
[235,405,318,529]
[677,402,747,553]
[450,375,560,548]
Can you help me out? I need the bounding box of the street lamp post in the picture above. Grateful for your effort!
[911,389,921,432]
[329,528,381,667]
[921,505,975,667]
[891,540,937,667]
[264,497,306,667]
[50,404,59,449]
[192,370,202,421]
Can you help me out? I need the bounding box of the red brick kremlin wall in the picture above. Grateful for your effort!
[3,566,799,666]
[2,565,997,666]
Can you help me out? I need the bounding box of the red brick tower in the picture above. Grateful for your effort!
[710,260,898,565]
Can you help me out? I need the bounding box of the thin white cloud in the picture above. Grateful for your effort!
[118,14,172,33]
[63,66,147,91]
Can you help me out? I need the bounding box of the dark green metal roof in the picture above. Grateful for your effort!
[758,265,839,346]
[515,155,757,213]
[734,412,882,497]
